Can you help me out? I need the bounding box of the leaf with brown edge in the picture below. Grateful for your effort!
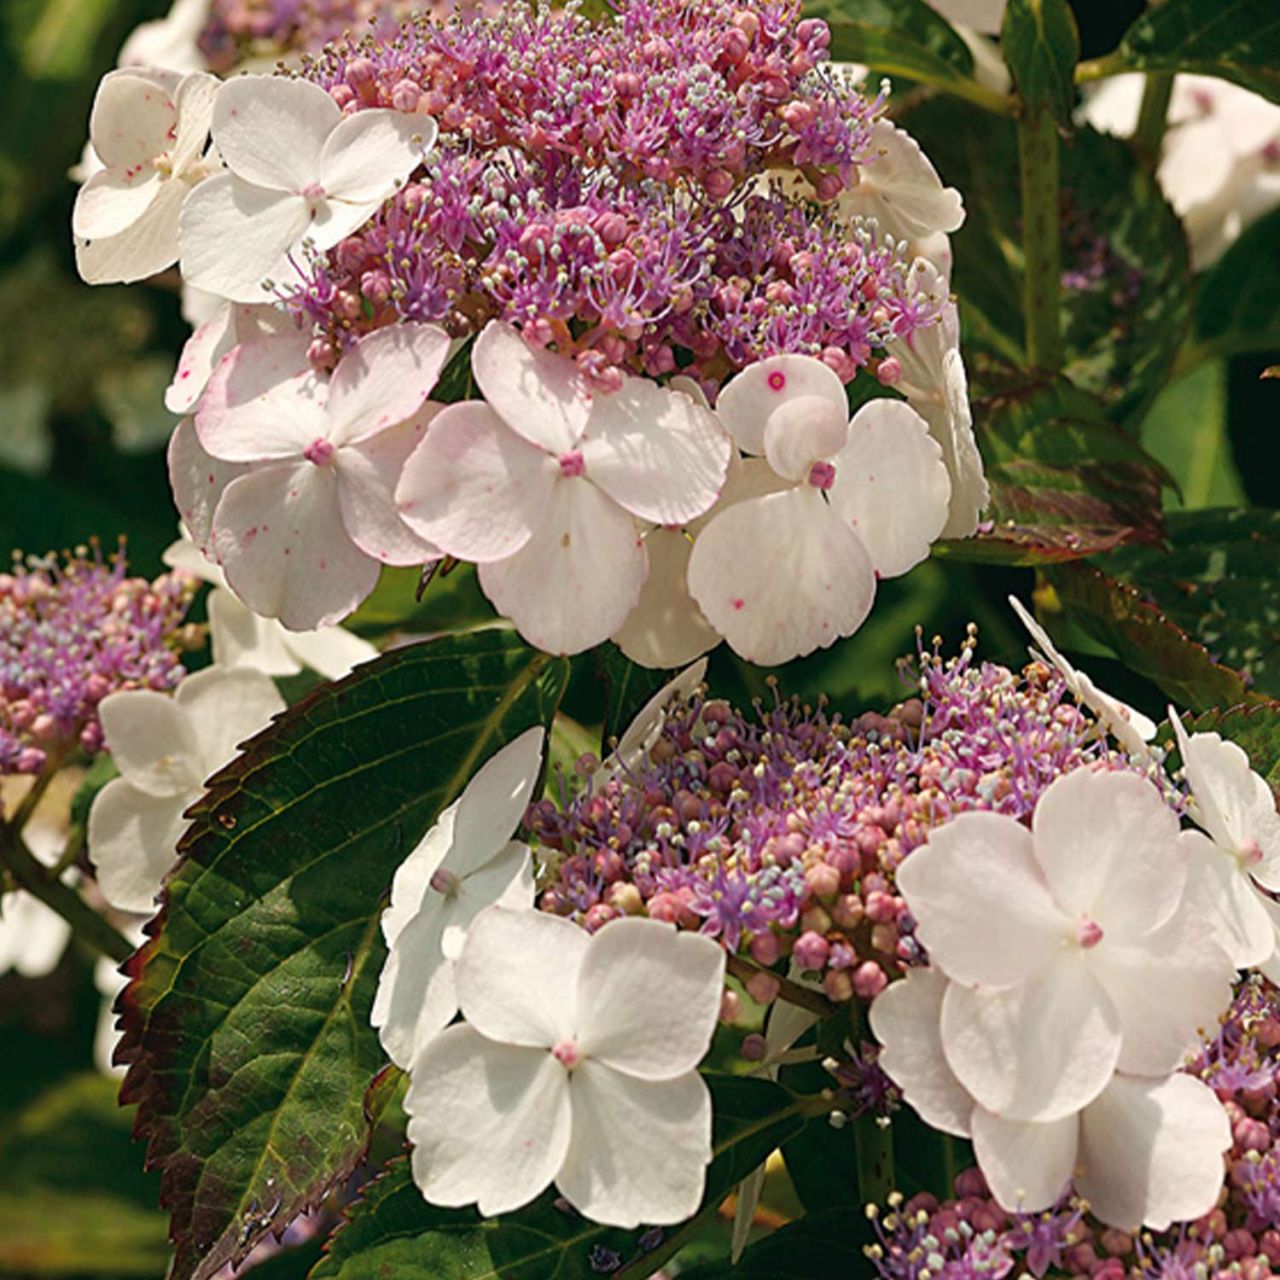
[1178,703,1280,793]
[113,630,570,1280]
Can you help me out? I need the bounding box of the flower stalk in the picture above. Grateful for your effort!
[1132,71,1174,170]
[1018,107,1063,371]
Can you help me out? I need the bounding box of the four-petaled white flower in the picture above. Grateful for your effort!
[870,966,1231,1228]
[372,729,544,1070]
[686,354,951,666]
[118,0,208,73]
[1009,595,1157,757]
[0,824,72,979]
[405,906,725,1227]
[895,767,1235,1125]
[180,76,434,303]
[184,322,449,629]
[73,68,219,285]
[396,321,732,656]
[87,666,285,913]
[165,300,294,415]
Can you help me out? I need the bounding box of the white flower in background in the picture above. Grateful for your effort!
[1170,709,1280,972]
[166,301,294,415]
[73,68,219,285]
[397,321,731,656]
[1083,74,1280,269]
[372,729,543,1070]
[163,532,376,679]
[687,354,951,666]
[179,76,434,303]
[184,323,450,629]
[895,767,1234,1123]
[870,966,1230,1227]
[931,0,1005,35]
[405,907,725,1227]
[87,666,284,913]
[118,0,208,73]
[1008,596,1157,757]
[94,922,146,1076]
[604,660,707,780]
[0,825,72,979]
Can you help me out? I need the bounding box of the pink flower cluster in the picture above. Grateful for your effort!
[0,546,192,776]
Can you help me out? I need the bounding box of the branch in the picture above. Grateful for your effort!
[726,954,836,1019]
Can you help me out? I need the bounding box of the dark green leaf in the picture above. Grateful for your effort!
[594,644,673,751]
[116,631,571,1280]
[345,563,493,639]
[1196,207,1280,359]
[311,1076,818,1280]
[679,1208,873,1279]
[1179,702,1280,790]
[1001,0,1080,128]
[0,1191,170,1276]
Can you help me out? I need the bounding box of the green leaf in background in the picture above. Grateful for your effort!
[116,632,571,1280]
[1078,0,1280,105]
[1001,0,1080,129]
[345,562,494,639]
[1178,702,1280,790]
[679,1208,873,1279]
[593,644,674,750]
[1094,507,1280,700]
[1195,207,1280,360]
[312,1075,817,1280]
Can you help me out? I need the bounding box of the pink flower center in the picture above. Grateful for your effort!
[303,437,335,466]
[1076,917,1104,949]
[767,370,787,392]
[1241,838,1265,868]
[551,1038,581,1069]
[808,460,836,490]
[559,450,586,478]
[429,867,462,896]
[301,180,327,203]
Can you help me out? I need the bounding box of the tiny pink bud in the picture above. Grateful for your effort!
[749,930,781,966]
[429,867,461,896]
[745,971,781,1004]
[852,960,887,1000]
[793,931,830,971]
[719,989,741,1023]
[876,356,902,386]
[741,1033,767,1062]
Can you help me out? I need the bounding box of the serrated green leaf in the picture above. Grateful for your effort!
[311,1075,817,1280]
[1080,0,1280,106]
[1196,207,1280,359]
[679,1208,873,1279]
[1001,0,1080,128]
[593,644,673,751]
[115,632,570,1280]
[1179,703,1280,790]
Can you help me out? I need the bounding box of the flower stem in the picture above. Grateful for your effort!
[726,954,835,1019]
[1017,107,1063,372]
[854,1112,895,1208]
[1132,72,1174,170]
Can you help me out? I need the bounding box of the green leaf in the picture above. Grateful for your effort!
[345,563,493,639]
[1093,507,1280,701]
[1196,207,1280,359]
[1079,0,1280,106]
[679,1208,873,1278]
[312,1076,818,1280]
[594,644,673,750]
[1179,702,1280,789]
[1001,0,1080,128]
[0,1191,170,1276]
[116,631,571,1280]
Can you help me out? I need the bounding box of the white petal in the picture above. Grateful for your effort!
[894,810,1064,988]
[612,528,720,669]
[87,779,190,913]
[441,845,536,959]
[686,486,875,667]
[168,417,249,555]
[941,959,1121,1122]
[166,302,236,415]
[479,480,647,656]
[471,321,591,455]
[163,531,222,584]
[372,897,457,1069]
[319,108,434,204]
[1182,829,1276,968]
[575,919,724,1080]
[455,906,587,1047]
[212,463,381,629]
[556,1062,712,1228]
[911,348,987,540]
[208,588,301,676]
[0,890,72,978]
[97,689,201,796]
[118,0,206,73]
[212,76,338,193]
[175,665,285,776]
[971,1108,1077,1215]
[868,968,973,1138]
[73,167,162,241]
[88,70,175,168]
[179,173,311,304]
[761,395,850,482]
[74,179,185,284]
[171,71,220,170]
[383,805,457,949]
[280,624,377,680]
[448,728,546,878]
[606,660,708,779]
[396,401,554,563]
[1030,768,1186,941]
[929,0,1007,35]
[406,1024,572,1217]
[1077,1073,1230,1231]
[579,378,731,525]
[827,398,950,577]
[325,323,450,447]
[715,354,848,456]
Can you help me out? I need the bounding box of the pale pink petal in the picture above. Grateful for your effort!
[868,968,973,1138]
[396,402,554,563]
[280,623,376,680]
[575,919,724,1080]
[686,486,876,667]
[212,464,381,630]
[1182,829,1276,968]
[894,811,1064,988]
[319,108,435,204]
[87,779,189,914]
[325,324,451,446]
[449,728,546,878]
[171,71,220,169]
[761,395,850,482]
[1077,1074,1230,1230]
[88,71,175,167]
[212,75,338,193]
[1031,769,1186,942]
[175,665,285,775]
[827,398,950,577]
[471,321,591,455]
[579,377,731,525]
[715,354,848,456]
[74,179,185,284]
[941,958,1121,1122]
[97,689,201,797]
[972,1108,1077,1215]
[73,167,162,241]
[455,906,587,1048]
[406,1025,572,1217]
[168,418,249,556]
[479,481,647,656]
[166,303,236,415]
[556,1062,712,1228]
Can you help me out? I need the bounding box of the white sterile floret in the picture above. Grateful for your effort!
[895,767,1235,1124]
[87,666,285,913]
[180,322,451,630]
[118,0,208,73]
[869,966,1231,1228]
[165,300,295,415]
[603,660,707,781]
[404,906,725,1227]
[371,729,544,1070]
[73,68,219,285]
[930,0,1006,35]
[686,353,951,666]
[1009,595,1157,757]
[396,321,732,656]
[179,76,434,303]
[163,531,376,680]
[0,824,72,979]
